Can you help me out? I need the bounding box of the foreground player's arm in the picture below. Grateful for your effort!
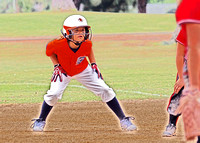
[187,23,200,89]
[174,42,185,93]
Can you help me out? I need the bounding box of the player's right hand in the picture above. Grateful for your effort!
[51,64,67,82]
[174,78,184,94]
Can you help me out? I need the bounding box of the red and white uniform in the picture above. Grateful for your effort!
[176,0,200,58]
[44,39,115,106]
[176,27,187,47]
[176,27,188,59]
[176,0,200,88]
[176,0,200,26]
[167,27,188,115]
[176,1,200,140]
[176,0,200,59]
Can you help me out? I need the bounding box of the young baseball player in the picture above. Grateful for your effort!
[163,27,187,137]
[176,0,200,142]
[31,15,137,132]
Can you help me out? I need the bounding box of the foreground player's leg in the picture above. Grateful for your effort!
[163,114,179,137]
[169,114,179,126]
[163,86,183,137]
[197,136,200,143]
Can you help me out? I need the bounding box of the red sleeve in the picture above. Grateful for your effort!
[176,27,187,47]
[46,40,56,56]
[176,0,200,25]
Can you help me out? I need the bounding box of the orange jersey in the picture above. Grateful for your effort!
[46,39,92,76]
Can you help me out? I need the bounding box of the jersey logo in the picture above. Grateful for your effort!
[76,56,86,65]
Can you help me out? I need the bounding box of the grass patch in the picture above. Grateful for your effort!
[0,37,176,104]
[0,11,176,37]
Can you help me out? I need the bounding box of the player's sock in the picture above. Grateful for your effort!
[106,97,125,120]
[197,136,200,143]
[169,114,179,126]
[39,101,53,121]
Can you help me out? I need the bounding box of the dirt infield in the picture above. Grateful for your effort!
[1,99,187,143]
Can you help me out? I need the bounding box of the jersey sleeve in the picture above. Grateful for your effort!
[46,40,56,56]
[176,27,187,47]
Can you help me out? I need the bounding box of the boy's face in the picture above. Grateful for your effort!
[71,27,85,42]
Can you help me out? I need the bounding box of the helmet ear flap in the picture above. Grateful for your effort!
[62,28,69,39]
[68,30,72,39]
[85,27,89,40]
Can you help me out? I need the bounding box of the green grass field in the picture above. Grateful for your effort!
[0,11,176,37]
[0,11,177,104]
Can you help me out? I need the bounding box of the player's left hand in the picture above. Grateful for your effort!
[174,78,184,94]
[91,63,103,80]
[51,64,67,82]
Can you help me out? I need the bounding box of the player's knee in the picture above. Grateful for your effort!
[44,91,61,106]
[44,98,58,106]
[43,89,64,106]
[100,88,116,102]
[44,94,59,106]
[48,88,64,96]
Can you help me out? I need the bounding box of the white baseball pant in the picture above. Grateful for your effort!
[44,65,116,106]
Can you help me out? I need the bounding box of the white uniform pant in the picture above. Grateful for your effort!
[44,65,116,106]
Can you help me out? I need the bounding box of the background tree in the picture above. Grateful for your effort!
[138,0,147,13]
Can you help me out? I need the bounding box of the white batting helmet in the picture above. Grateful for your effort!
[61,15,92,43]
